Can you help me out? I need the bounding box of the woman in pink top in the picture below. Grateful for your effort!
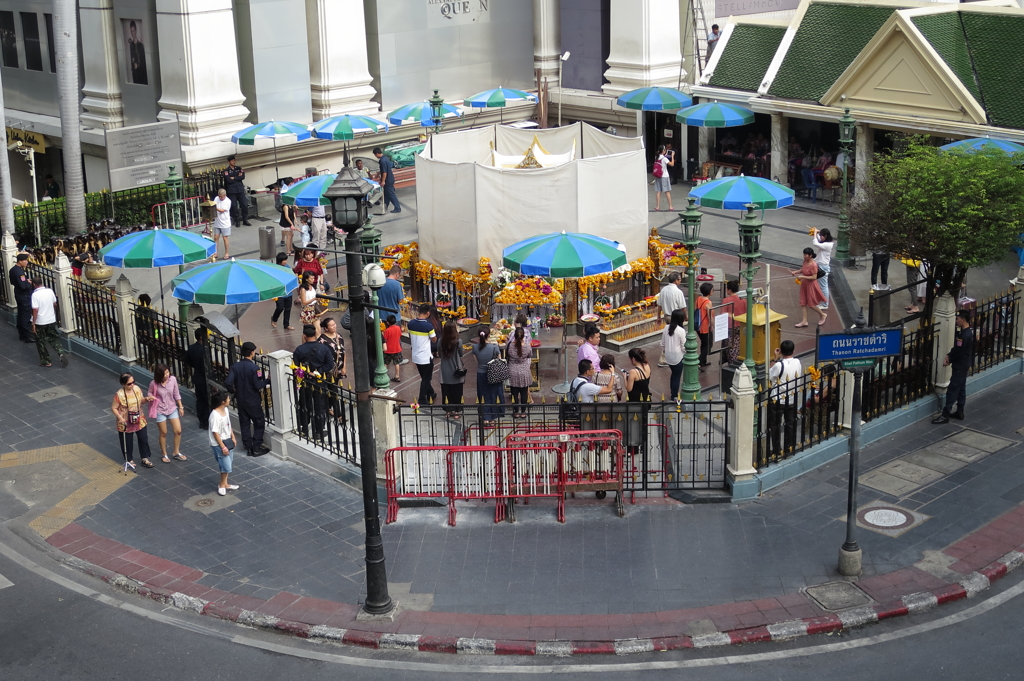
[147,363,188,463]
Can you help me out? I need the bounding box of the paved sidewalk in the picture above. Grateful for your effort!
[1,329,1024,652]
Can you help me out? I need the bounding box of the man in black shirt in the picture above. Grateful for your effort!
[933,310,974,424]
[226,341,271,456]
[293,324,335,440]
[223,155,251,226]
[42,174,61,199]
[9,252,35,342]
[185,328,210,429]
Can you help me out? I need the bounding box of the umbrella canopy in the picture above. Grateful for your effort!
[939,137,1024,155]
[676,102,754,128]
[171,259,300,305]
[464,87,538,108]
[231,120,312,145]
[503,232,627,278]
[280,173,379,207]
[98,228,215,268]
[616,87,692,111]
[688,175,795,210]
[387,101,463,127]
[309,114,388,141]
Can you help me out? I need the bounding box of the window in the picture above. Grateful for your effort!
[0,11,17,68]
[44,14,55,72]
[21,13,42,71]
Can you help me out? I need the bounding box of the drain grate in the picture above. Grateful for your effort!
[195,498,215,508]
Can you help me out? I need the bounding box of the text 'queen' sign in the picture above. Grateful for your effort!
[817,328,903,361]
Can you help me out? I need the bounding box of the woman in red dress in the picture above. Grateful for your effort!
[790,247,827,328]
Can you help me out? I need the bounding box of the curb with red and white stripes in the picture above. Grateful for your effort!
[68,549,1024,656]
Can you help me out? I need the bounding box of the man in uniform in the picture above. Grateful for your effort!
[223,155,251,227]
[9,252,35,342]
[186,327,210,430]
[293,324,335,440]
[225,341,271,456]
[932,310,974,424]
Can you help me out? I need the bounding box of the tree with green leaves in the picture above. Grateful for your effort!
[850,137,1024,302]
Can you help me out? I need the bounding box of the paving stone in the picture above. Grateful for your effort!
[903,449,968,475]
[805,582,872,611]
[927,439,991,464]
[947,430,1014,453]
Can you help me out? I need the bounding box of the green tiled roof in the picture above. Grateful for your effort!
[960,13,1024,130]
[708,25,787,92]
[768,3,902,101]
[912,13,983,104]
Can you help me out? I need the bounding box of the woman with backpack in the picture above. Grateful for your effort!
[653,145,674,211]
[472,329,505,426]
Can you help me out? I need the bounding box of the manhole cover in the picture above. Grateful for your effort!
[861,508,912,529]
[838,500,930,538]
[195,499,215,508]
[42,391,58,399]
[805,581,872,611]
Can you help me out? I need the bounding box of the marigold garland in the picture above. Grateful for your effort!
[414,259,491,294]
[576,257,656,295]
[380,241,419,272]
[494,276,563,305]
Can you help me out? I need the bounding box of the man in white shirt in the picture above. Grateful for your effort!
[656,271,687,365]
[31,277,67,368]
[767,340,802,456]
[569,359,613,403]
[311,204,328,247]
[213,189,232,259]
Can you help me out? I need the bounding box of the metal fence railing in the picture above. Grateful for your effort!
[868,275,935,327]
[24,262,61,326]
[69,278,120,354]
[862,322,937,422]
[288,370,358,463]
[754,366,845,468]
[133,304,191,388]
[968,288,1019,376]
[151,196,207,230]
[202,327,274,425]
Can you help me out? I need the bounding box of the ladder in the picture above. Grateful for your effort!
[690,0,711,77]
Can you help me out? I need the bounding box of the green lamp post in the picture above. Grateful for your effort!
[364,263,391,391]
[679,197,703,401]
[164,165,191,325]
[428,89,446,134]
[834,108,856,265]
[359,218,383,265]
[736,204,763,378]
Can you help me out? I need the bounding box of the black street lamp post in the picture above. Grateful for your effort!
[835,108,856,265]
[323,155,394,616]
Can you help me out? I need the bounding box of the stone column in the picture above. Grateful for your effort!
[155,0,250,147]
[80,0,124,130]
[697,126,710,167]
[770,113,787,184]
[932,294,957,394]
[727,363,757,479]
[268,350,296,432]
[854,123,873,201]
[602,0,683,97]
[372,390,400,478]
[114,274,139,362]
[1014,265,1024,359]
[1,232,16,310]
[534,0,561,81]
[306,0,378,120]
[53,252,76,335]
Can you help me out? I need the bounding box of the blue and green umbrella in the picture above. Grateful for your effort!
[687,175,794,210]
[281,173,379,207]
[387,101,463,127]
[464,87,538,108]
[502,232,627,278]
[939,137,1024,155]
[309,114,388,141]
[231,120,312,145]
[675,102,754,128]
[98,228,215,268]
[171,259,300,305]
[616,87,692,111]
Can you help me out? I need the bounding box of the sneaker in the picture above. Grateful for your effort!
[400,358,409,365]
[390,209,402,214]
[226,484,240,491]
[931,415,950,425]
[217,487,227,496]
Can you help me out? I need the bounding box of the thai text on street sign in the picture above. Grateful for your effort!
[817,328,902,361]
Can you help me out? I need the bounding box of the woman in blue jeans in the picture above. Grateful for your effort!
[471,329,505,425]
[660,309,687,400]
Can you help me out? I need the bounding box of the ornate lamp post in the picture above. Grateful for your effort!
[428,89,446,134]
[364,262,391,391]
[736,204,764,378]
[834,108,856,265]
[164,165,191,324]
[680,197,703,401]
[324,155,394,617]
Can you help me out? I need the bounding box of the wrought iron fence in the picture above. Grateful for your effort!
[288,371,358,463]
[133,303,192,388]
[69,278,120,354]
[151,196,208,230]
[868,276,935,327]
[202,328,274,424]
[862,323,937,422]
[754,365,845,468]
[968,288,1019,376]
[24,263,61,326]
[396,399,730,491]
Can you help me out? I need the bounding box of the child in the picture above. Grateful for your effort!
[383,315,403,381]
[271,252,294,329]
[695,282,715,370]
[298,214,311,248]
[208,390,239,496]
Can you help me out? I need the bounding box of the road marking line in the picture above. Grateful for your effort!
[0,572,12,589]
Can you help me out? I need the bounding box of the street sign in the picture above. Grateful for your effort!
[817,328,902,361]
[842,358,877,369]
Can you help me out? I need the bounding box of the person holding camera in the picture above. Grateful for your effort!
[111,373,157,471]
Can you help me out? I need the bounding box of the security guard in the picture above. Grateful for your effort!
[9,252,35,342]
[293,325,335,440]
[225,341,270,456]
[223,155,251,226]
[932,310,974,424]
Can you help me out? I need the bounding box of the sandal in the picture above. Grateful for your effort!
[39,363,52,367]
[172,453,188,461]
[818,315,828,326]
[140,459,155,468]
[161,455,171,463]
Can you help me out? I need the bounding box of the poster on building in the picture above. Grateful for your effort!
[105,120,182,191]
[715,0,800,18]
[122,18,148,85]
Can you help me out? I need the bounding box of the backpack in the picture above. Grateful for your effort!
[653,157,664,178]
[567,377,586,403]
[562,377,587,422]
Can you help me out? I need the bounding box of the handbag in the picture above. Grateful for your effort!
[486,353,510,384]
[453,351,468,378]
[223,437,235,451]
[816,266,827,279]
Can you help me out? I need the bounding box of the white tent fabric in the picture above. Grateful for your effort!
[417,122,648,273]
[491,140,576,168]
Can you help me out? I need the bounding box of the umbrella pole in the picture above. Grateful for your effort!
[274,139,280,181]
[158,267,165,312]
[178,264,190,328]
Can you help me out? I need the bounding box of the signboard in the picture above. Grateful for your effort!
[105,120,182,191]
[6,127,45,154]
[716,0,801,18]
[842,358,878,369]
[817,328,903,361]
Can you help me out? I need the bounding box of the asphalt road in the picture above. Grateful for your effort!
[2,526,1022,681]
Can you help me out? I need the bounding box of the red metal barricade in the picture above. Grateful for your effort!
[384,447,449,524]
[446,446,507,526]
[503,444,564,522]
